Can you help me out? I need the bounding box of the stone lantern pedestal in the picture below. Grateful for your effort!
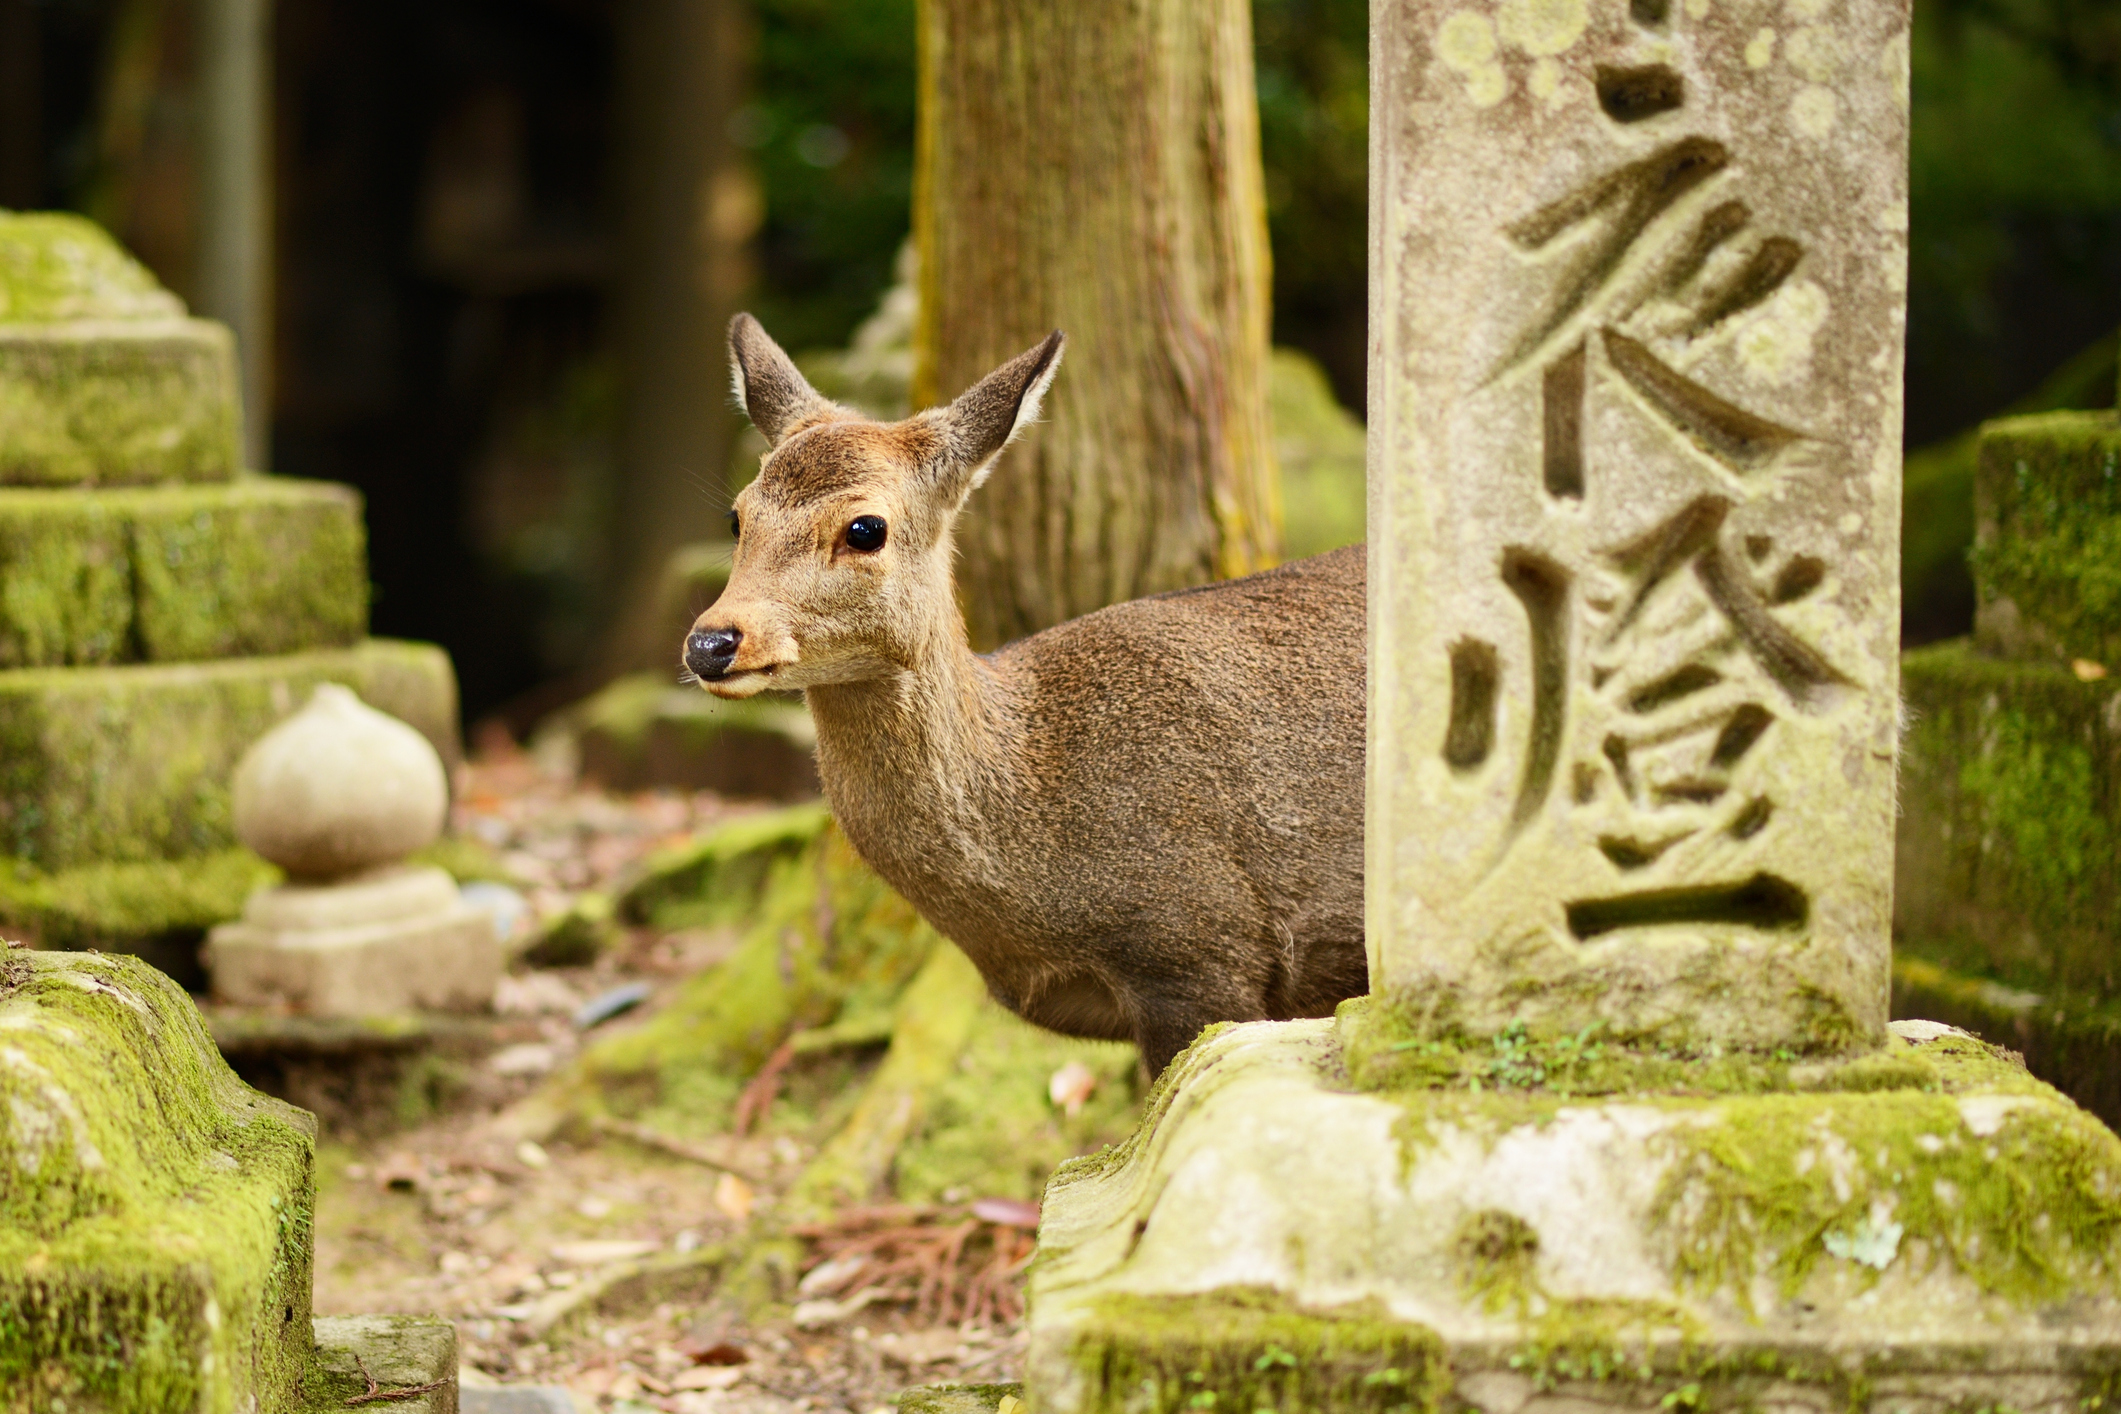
[206,684,499,1014]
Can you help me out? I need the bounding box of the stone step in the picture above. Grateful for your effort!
[557,670,818,799]
[0,477,367,668]
[1896,638,2121,1004]
[1973,410,2121,667]
[0,949,318,1414]
[0,639,459,872]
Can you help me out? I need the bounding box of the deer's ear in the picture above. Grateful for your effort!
[930,330,1065,504]
[730,313,834,445]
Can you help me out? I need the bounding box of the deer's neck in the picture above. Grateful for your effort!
[802,620,1023,881]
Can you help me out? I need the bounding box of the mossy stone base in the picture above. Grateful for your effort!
[0,320,242,486]
[564,671,816,798]
[1025,1017,2121,1414]
[0,478,367,668]
[0,847,278,989]
[0,950,319,1414]
[0,639,460,871]
[897,1384,1022,1414]
[1895,639,2120,999]
[1972,411,2121,666]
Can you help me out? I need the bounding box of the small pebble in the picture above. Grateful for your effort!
[575,981,653,1029]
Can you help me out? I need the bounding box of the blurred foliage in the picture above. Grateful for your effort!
[741,0,919,354]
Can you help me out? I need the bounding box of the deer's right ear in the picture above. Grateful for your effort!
[730,313,833,445]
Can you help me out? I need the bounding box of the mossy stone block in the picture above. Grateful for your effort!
[1892,954,2121,1133]
[0,321,243,487]
[1895,639,2121,1001]
[1972,411,2121,665]
[0,847,279,989]
[0,212,242,487]
[1027,1018,2121,1414]
[0,949,319,1414]
[311,1315,457,1414]
[0,479,367,668]
[0,640,460,871]
[565,670,817,799]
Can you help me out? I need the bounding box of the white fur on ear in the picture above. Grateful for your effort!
[1006,343,1063,444]
[729,360,750,415]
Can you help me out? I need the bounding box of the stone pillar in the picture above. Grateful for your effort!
[1367,0,1909,1055]
[1014,4,2121,1413]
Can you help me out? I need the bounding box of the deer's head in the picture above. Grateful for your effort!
[684,313,1063,697]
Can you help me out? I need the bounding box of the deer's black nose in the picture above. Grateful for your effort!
[685,627,742,680]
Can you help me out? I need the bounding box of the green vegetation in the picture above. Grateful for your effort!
[0,950,318,1414]
[0,846,275,950]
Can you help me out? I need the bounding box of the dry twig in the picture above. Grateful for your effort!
[590,1115,767,1182]
[344,1354,452,1406]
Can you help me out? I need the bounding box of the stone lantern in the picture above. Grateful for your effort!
[206,684,501,1014]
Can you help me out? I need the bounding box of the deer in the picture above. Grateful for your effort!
[684,314,1367,1076]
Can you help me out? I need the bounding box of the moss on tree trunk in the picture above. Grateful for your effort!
[912,0,1281,647]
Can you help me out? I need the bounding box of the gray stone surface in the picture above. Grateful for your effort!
[207,864,501,1015]
[462,1387,581,1414]
[232,682,449,878]
[1365,0,1911,1053]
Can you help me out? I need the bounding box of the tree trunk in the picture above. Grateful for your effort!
[605,0,748,673]
[912,0,1281,648]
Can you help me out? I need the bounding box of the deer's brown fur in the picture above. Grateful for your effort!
[690,314,1366,1074]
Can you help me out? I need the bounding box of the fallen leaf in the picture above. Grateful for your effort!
[796,1255,868,1298]
[1048,1061,1097,1115]
[792,1285,892,1329]
[549,1239,660,1266]
[2073,659,2108,682]
[971,1197,1040,1229]
[515,1140,550,1170]
[713,1172,754,1221]
[671,1368,744,1392]
[688,1344,748,1368]
[997,1398,1023,1414]
[576,1195,614,1219]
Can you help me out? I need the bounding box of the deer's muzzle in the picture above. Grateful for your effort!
[685,627,742,680]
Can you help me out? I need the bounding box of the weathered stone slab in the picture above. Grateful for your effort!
[1367,0,1910,1052]
[1971,411,2121,668]
[0,949,318,1414]
[1894,639,2121,1000]
[0,478,367,668]
[0,211,242,486]
[1025,1019,2121,1414]
[312,1314,460,1414]
[0,639,460,871]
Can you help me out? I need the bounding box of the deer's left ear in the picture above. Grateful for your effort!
[926,331,1064,506]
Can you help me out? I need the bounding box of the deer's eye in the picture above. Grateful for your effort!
[728,508,740,540]
[845,515,888,553]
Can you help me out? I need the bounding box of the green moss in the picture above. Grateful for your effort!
[0,323,242,487]
[404,832,516,886]
[1895,640,2120,998]
[1972,411,2121,665]
[891,1002,1140,1205]
[1645,1030,2119,1313]
[0,950,318,1414]
[537,810,938,1139]
[1890,954,2121,1130]
[567,671,817,798]
[0,639,459,870]
[0,847,275,949]
[1335,995,1931,1100]
[0,213,185,323]
[1067,1289,1449,1414]
[0,479,366,668]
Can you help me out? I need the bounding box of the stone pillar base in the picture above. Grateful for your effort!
[1025,1017,2121,1414]
[207,864,500,1014]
